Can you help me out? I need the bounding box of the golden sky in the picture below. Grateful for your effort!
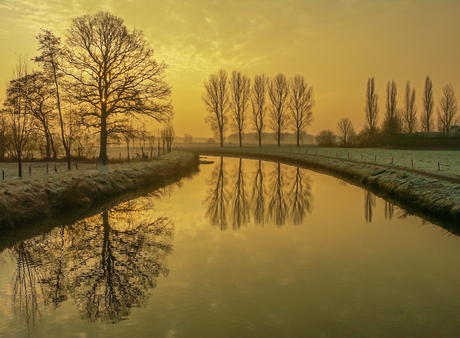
[0,0,459,138]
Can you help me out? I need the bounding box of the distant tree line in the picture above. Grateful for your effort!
[202,70,315,147]
[318,76,458,147]
[0,11,174,177]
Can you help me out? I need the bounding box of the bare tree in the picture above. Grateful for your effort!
[402,81,417,134]
[64,12,173,165]
[251,74,268,147]
[364,78,379,139]
[268,73,290,147]
[203,69,229,147]
[183,133,193,144]
[289,75,315,147]
[229,71,250,147]
[3,56,34,177]
[421,76,434,133]
[383,80,400,138]
[24,71,57,159]
[316,130,337,147]
[33,29,71,169]
[0,112,8,159]
[337,117,355,146]
[437,84,458,133]
[164,124,175,152]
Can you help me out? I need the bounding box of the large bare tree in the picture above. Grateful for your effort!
[251,74,268,147]
[421,76,434,133]
[33,29,71,168]
[402,81,417,134]
[364,78,379,139]
[64,12,173,164]
[437,84,458,133]
[337,117,355,146]
[268,73,290,147]
[203,69,229,147]
[289,75,314,147]
[229,71,250,147]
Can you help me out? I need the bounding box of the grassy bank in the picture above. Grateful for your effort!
[0,151,199,229]
[188,146,460,230]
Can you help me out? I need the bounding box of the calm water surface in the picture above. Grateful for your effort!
[1,156,460,337]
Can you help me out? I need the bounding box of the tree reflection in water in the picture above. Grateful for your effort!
[230,158,250,229]
[251,160,265,226]
[364,190,376,223]
[12,241,45,335]
[205,158,314,229]
[204,157,229,230]
[9,196,174,328]
[267,163,289,226]
[384,201,410,221]
[289,167,313,225]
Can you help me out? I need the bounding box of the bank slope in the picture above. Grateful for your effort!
[0,151,199,228]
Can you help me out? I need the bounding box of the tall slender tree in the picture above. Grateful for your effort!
[337,117,355,146]
[437,84,458,133]
[402,81,417,134]
[229,71,250,147]
[289,75,315,147]
[251,74,268,147]
[268,73,290,147]
[33,29,71,169]
[364,78,379,140]
[383,80,400,137]
[421,76,434,133]
[203,69,229,147]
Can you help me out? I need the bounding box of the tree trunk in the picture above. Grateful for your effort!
[239,132,242,147]
[258,131,262,147]
[277,127,281,147]
[99,112,108,165]
[297,130,300,147]
[18,152,22,178]
[220,132,224,147]
[51,58,71,170]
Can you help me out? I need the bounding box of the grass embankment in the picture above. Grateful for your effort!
[189,146,460,230]
[0,151,199,229]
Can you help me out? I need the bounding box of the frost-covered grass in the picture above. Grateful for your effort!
[0,151,198,227]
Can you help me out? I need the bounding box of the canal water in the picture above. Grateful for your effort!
[1,156,459,337]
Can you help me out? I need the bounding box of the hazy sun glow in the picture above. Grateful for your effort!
[1,0,459,138]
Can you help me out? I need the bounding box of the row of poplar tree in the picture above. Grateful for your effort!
[0,11,173,177]
[317,76,458,147]
[202,70,315,147]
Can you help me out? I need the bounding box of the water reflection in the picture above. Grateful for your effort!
[8,197,173,329]
[384,201,410,221]
[205,158,314,229]
[364,190,376,224]
[268,163,290,226]
[230,158,250,229]
[205,157,229,230]
[251,161,265,226]
[290,167,313,225]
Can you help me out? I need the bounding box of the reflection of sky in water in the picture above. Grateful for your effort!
[1,156,460,337]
